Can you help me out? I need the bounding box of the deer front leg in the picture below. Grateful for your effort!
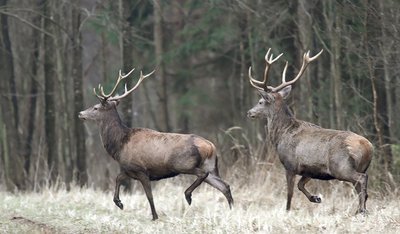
[135,173,158,220]
[114,172,128,210]
[286,171,295,210]
[298,176,321,203]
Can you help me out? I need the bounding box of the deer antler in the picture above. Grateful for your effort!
[248,48,283,91]
[248,48,323,92]
[94,68,155,102]
[268,49,323,92]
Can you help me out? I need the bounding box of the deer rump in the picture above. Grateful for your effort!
[115,128,217,180]
[277,127,373,181]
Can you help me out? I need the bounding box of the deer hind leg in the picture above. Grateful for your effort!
[335,169,369,215]
[204,173,234,208]
[184,168,209,206]
[286,171,296,210]
[298,176,321,203]
[113,172,128,210]
[352,173,368,215]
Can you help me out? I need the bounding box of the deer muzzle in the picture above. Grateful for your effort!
[78,111,86,120]
[247,110,257,119]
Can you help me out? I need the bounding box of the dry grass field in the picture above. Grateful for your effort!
[1,168,399,234]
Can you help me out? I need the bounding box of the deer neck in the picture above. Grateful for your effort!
[267,105,299,145]
[98,111,130,160]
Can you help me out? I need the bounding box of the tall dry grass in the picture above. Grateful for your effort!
[1,165,399,233]
[1,126,399,233]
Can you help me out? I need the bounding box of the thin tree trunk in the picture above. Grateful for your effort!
[153,0,171,132]
[72,0,87,187]
[0,0,25,190]
[52,0,69,187]
[120,0,135,127]
[324,1,343,129]
[332,12,343,129]
[43,0,58,183]
[297,0,314,121]
[378,1,395,144]
[238,11,247,119]
[24,1,42,175]
[364,0,393,182]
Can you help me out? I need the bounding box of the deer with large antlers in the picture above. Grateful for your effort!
[79,68,233,220]
[247,48,373,214]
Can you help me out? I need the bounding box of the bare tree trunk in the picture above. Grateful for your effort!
[285,0,299,116]
[0,0,25,190]
[332,13,343,129]
[379,1,395,144]
[364,0,393,182]
[296,0,314,122]
[43,0,58,183]
[23,0,42,175]
[238,11,247,119]
[51,1,69,187]
[153,0,171,132]
[120,0,135,127]
[323,1,343,129]
[72,0,87,187]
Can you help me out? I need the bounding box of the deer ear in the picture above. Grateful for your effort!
[258,90,274,103]
[278,85,292,99]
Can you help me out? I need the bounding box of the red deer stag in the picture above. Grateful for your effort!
[79,68,233,220]
[247,48,373,214]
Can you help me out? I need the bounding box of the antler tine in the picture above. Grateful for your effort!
[248,48,284,91]
[268,49,323,92]
[307,49,324,62]
[248,66,264,85]
[108,69,155,101]
[104,68,136,98]
[263,51,283,84]
[120,67,136,79]
[281,61,289,83]
[264,48,283,64]
[93,86,102,99]
[248,67,265,91]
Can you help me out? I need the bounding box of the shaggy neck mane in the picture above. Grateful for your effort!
[267,102,299,145]
[99,110,131,160]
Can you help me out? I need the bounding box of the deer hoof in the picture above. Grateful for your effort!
[355,209,368,216]
[310,195,321,203]
[114,199,124,210]
[185,194,192,205]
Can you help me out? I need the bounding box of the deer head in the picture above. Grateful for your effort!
[247,48,323,120]
[79,68,154,122]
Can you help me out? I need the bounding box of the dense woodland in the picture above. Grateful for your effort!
[0,0,399,192]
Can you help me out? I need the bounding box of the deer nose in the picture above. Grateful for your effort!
[247,110,256,119]
[78,111,85,120]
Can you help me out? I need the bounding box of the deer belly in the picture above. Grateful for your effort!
[297,164,334,180]
[148,169,179,181]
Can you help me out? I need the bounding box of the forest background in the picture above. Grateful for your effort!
[0,0,399,196]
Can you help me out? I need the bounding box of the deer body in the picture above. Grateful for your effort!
[276,125,372,180]
[79,69,233,220]
[112,128,217,180]
[247,49,373,214]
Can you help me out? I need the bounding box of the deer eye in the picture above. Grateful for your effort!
[94,107,98,110]
[259,101,263,105]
